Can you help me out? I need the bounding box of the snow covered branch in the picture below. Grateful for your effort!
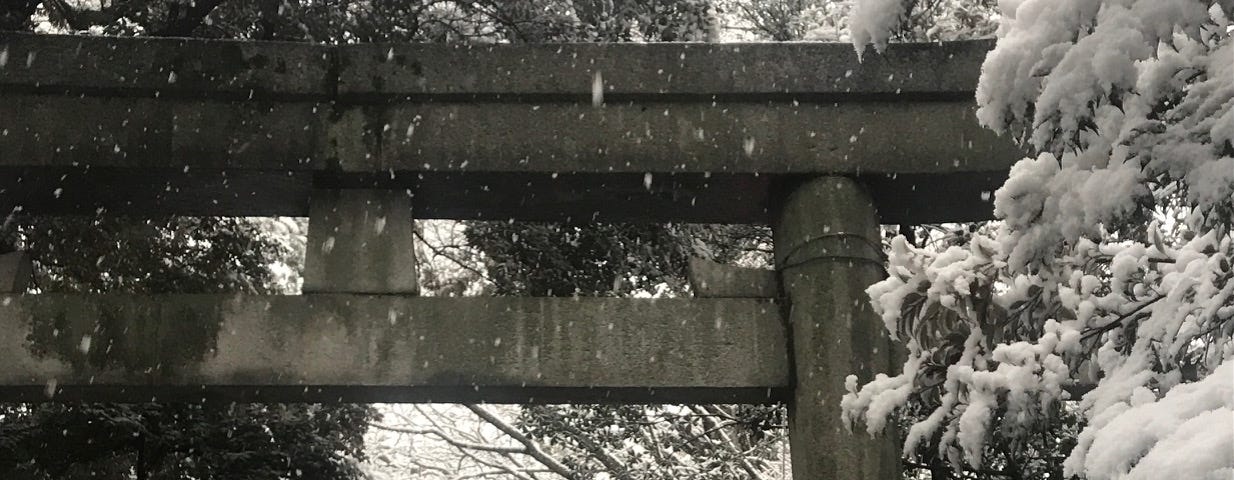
[844,0,1234,477]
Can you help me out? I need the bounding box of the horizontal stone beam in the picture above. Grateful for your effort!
[0,294,789,404]
[1,33,990,99]
[0,167,1005,224]
[0,33,332,98]
[0,95,1014,175]
[0,33,1025,223]
[337,41,987,99]
[0,97,1015,223]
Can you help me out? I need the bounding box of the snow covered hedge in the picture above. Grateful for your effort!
[844,1,1234,478]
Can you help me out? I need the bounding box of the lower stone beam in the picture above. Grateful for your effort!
[0,294,789,404]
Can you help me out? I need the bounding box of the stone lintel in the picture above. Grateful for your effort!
[0,294,789,404]
[1,32,991,99]
[0,94,1017,224]
[0,33,1024,224]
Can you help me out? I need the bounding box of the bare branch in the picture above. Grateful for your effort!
[413,228,495,285]
[463,404,577,480]
[368,422,525,454]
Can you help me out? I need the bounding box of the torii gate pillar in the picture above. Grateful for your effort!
[775,176,900,480]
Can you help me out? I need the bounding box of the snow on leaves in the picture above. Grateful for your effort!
[846,0,1234,477]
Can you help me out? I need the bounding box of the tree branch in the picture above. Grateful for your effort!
[368,422,525,454]
[153,0,228,37]
[1082,295,1164,340]
[458,469,553,480]
[551,416,631,477]
[414,228,495,286]
[463,404,577,480]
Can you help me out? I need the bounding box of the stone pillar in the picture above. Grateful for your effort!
[774,176,898,480]
[303,189,418,294]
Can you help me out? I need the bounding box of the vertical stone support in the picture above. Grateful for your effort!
[303,189,418,294]
[774,176,898,480]
[0,251,33,293]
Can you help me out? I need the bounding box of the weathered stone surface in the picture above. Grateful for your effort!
[775,177,899,480]
[303,189,419,294]
[338,40,991,97]
[0,251,32,293]
[363,101,1016,175]
[0,294,788,403]
[0,33,1025,223]
[0,33,987,98]
[688,257,778,298]
[0,33,333,98]
[0,167,1005,224]
[0,94,1015,175]
[0,95,1015,223]
[0,95,328,169]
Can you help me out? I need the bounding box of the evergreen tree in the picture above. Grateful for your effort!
[1,217,376,479]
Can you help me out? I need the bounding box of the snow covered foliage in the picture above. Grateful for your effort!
[789,0,998,44]
[850,0,910,49]
[846,0,1234,477]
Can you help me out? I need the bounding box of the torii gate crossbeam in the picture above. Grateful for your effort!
[0,32,1023,480]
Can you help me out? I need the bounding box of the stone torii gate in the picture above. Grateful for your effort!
[0,33,1021,479]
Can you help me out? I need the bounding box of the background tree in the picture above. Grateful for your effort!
[0,217,376,479]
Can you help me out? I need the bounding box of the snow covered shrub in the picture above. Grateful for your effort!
[844,1,1234,478]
